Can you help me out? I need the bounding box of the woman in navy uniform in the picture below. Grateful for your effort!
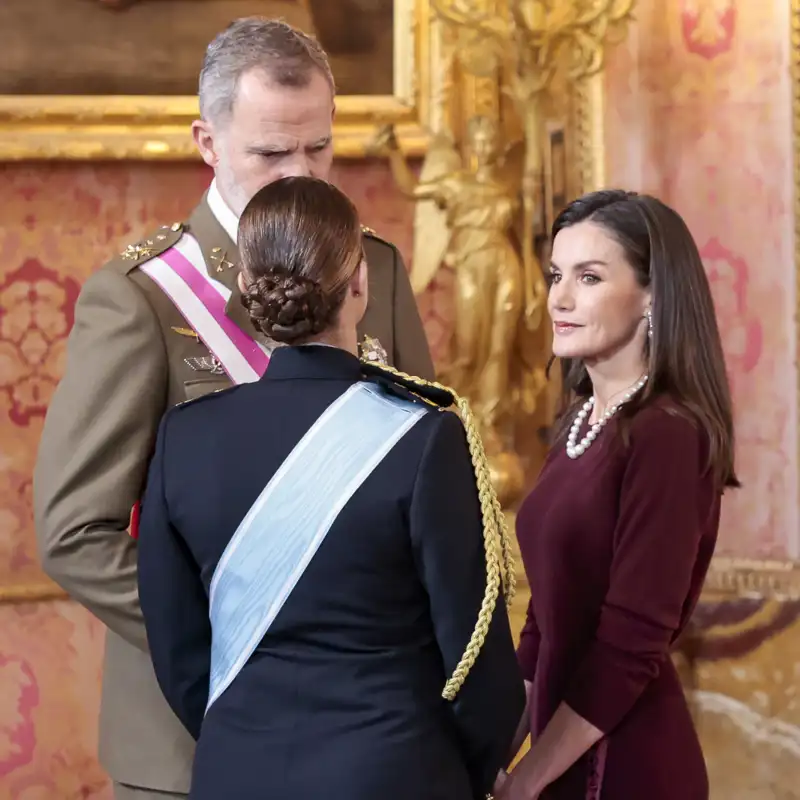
[137,176,525,800]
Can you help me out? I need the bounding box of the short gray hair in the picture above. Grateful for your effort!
[199,17,335,124]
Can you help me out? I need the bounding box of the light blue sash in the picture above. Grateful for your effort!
[206,381,429,711]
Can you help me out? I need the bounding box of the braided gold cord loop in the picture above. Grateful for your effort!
[362,362,517,702]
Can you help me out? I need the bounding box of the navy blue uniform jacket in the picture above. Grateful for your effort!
[137,345,525,800]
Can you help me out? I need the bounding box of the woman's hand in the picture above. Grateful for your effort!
[492,769,509,796]
[494,770,541,800]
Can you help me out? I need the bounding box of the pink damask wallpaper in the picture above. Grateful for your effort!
[0,0,795,795]
[603,0,796,558]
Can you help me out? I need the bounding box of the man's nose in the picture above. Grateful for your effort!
[279,155,312,179]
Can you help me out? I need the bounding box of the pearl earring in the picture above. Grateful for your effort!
[645,308,653,339]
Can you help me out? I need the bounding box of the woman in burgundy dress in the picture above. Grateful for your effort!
[496,190,738,800]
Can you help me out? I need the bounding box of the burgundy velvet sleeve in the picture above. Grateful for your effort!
[516,596,541,681]
[563,409,711,733]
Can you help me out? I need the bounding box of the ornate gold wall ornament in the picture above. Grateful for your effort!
[371,0,632,506]
[0,0,439,160]
[429,0,634,310]
[369,116,543,507]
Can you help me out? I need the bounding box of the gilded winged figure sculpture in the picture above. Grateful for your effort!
[369,116,546,475]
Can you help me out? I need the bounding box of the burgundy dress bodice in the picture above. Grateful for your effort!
[515,402,719,799]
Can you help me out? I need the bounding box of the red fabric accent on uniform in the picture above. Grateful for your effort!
[129,501,141,540]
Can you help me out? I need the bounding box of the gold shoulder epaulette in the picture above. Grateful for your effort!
[112,221,185,274]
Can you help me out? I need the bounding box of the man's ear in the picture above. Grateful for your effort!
[192,119,220,169]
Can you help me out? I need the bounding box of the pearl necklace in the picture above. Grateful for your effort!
[566,375,649,459]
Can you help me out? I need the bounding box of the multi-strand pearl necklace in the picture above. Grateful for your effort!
[566,375,649,459]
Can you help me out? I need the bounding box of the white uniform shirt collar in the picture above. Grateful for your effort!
[207,178,240,244]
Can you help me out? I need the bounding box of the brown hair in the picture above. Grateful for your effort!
[238,176,363,345]
[550,189,739,490]
[199,17,335,124]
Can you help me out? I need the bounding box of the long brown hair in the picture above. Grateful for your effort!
[550,189,739,490]
[238,176,363,345]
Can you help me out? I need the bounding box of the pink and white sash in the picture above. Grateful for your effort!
[140,233,270,384]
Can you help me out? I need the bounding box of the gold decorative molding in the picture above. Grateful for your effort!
[703,557,800,599]
[793,0,800,560]
[0,0,439,161]
[0,581,68,605]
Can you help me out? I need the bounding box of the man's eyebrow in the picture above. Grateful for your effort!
[247,144,289,154]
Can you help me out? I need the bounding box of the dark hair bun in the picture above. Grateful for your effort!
[241,267,335,344]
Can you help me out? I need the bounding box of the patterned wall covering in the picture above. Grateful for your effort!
[0,0,795,794]
[602,4,800,793]
[603,0,796,559]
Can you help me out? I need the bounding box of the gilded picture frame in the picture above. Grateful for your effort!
[0,0,437,161]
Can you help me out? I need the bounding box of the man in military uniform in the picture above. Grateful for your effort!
[33,17,433,800]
